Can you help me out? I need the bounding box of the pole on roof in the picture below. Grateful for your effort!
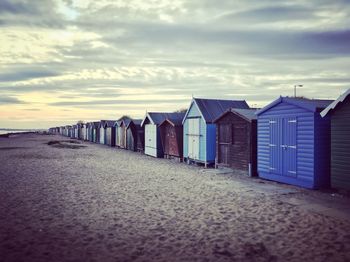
[294,84,303,97]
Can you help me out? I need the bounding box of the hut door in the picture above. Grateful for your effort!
[188,118,200,159]
[145,124,157,156]
[218,124,231,165]
[269,118,282,175]
[282,118,297,177]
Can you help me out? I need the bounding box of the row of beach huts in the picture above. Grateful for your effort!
[49,89,350,191]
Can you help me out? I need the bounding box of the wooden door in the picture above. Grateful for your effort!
[283,118,297,177]
[218,124,231,165]
[167,125,178,156]
[188,118,200,159]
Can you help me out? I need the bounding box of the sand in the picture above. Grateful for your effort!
[0,134,350,262]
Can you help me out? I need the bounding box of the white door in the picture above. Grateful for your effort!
[188,118,200,159]
[145,124,157,157]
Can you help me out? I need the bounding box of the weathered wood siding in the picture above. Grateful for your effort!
[330,99,350,190]
[216,112,257,175]
[160,123,183,158]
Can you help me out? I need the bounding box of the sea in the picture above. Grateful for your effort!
[0,130,37,135]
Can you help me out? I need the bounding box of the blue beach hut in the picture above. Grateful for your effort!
[182,98,249,167]
[256,97,333,189]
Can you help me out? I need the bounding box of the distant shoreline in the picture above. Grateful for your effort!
[0,131,41,138]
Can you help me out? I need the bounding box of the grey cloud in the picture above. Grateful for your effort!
[0,0,39,15]
[49,98,189,107]
[0,96,26,104]
[0,68,60,82]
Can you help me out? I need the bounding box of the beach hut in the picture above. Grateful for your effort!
[104,120,117,146]
[73,125,78,139]
[125,119,143,152]
[256,97,333,189]
[98,121,107,144]
[214,108,258,176]
[78,123,86,140]
[114,120,122,148]
[85,122,91,141]
[92,122,100,143]
[141,112,177,158]
[159,113,186,161]
[321,89,350,190]
[182,98,250,167]
[119,119,129,149]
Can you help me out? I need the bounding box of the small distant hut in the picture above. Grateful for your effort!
[214,108,258,176]
[119,119,130,149]
[104,120,117,146]
[159,113,186,161]
[98,121,107,144]
[92,122,100,143]
[114,120,123,148]
[125,119,143,152]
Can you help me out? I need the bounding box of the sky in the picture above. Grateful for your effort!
[0,0,350,129]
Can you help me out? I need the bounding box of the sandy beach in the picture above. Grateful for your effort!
[1,133,350,262]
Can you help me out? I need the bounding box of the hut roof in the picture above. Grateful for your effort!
[126,119,143,128]
[159,113,186,127]
[257,97,333,115]
[141,112,182,126]
[103,120,117,128]
[321,89,350,117]
[114,120,123,127]
[214,108,257,123]
[92,122,100,128]
[183,98,249,124]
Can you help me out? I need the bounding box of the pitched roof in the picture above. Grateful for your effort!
[214,108,258,123]
[92,121,100,128]
[257,97,333,115]
[321,89,350,117]
[114,120,123,127]
[183,98,249,123]
[126,119,143,128]
[103,120,117,128]
[141,112,184,126]
[233,108,258,121]
[159,113,186,126]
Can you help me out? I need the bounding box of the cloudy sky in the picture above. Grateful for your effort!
[1,0,350,129]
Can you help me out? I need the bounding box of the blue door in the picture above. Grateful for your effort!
[269,118,282,175]
[269,118,297,177]
[282,118,297,177]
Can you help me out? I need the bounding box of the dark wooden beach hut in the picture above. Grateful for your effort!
[182,98,250,167]
[104,120,116,147]
[159,113,186,161]
[321,89,350,190]
[214,108,258,176]
[125,119,143,152]
[257,97,333,189]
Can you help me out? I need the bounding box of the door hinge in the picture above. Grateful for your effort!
[288,145,297,149]
[269,121,276,124]
[288,120,297,123]
[288,171,297,174]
